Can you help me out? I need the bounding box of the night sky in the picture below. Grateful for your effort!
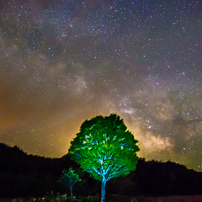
[0,0,202,171]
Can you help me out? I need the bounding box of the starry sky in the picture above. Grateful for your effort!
[0,0,202,171]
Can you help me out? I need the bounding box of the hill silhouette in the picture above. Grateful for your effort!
[0,143,202,198]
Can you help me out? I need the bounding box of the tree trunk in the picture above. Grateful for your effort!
[70,186,73,198]
[101,178,106,202]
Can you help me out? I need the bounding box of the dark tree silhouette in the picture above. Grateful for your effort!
[58,167,81,199]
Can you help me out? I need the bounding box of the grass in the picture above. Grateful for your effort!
[1,195,202,202]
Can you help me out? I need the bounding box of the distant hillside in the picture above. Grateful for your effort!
[0,143,202,198]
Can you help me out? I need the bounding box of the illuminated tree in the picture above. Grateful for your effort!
[68,114,139,202]
[58,167,81,199]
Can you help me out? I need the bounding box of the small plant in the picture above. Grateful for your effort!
[58,167,81,200]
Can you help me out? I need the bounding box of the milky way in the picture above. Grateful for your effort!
[0,0,202,171]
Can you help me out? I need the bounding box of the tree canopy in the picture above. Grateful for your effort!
[68,114,139,201]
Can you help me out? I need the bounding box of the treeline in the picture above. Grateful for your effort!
[0,143,202,198]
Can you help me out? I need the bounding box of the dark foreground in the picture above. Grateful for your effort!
[1,195,202,202]
[1,144,202,198]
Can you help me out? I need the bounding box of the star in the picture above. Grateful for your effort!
[0,0,201,171]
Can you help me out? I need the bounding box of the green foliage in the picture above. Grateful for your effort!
[68,114,139,182]
[59,167,81,187]
[58,167,81,197]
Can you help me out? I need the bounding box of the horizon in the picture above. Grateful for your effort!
[1,141,201,173]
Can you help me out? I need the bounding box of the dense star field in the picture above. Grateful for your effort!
[0,1,202,171]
